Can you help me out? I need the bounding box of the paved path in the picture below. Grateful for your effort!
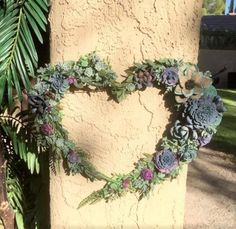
[184,148,236,228]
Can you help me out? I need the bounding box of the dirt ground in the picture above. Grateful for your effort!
[184,148,236,229]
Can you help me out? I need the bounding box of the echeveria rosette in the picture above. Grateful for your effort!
[67,150,81,164]
[197,129,215,146]
[170,120,198,144]
[133,69,157,89]
[178,142,198,162]
[154,149,178,174]
[160,67,179,87]
[174,69,213,103]
[28,94,48,115]
[41,123,54,136]
[183,96,224,130]
[67,76,77,85]
[140,168,154,181]
[48,74,69,94]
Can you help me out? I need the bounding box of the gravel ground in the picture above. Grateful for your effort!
[184,148,236,229]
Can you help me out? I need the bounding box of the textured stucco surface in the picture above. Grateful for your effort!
[49,0,203,228]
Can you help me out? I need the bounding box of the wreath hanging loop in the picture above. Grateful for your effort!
[27,52,225,207]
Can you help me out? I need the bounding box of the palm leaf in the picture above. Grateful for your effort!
[0,0,49,107]
[0,107,40,174]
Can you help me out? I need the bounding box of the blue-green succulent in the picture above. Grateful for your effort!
[178,142,198,162]
[170,120,198,144]
[182,96,223,130]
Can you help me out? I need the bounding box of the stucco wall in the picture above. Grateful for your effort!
[49,0,203,228]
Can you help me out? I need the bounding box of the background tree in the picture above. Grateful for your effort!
[202,0,226,15]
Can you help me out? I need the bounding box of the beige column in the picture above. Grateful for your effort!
[49,0,203,228]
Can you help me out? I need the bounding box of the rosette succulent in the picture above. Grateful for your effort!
[183,96,223,129]
[170,120,198,144]
[134,69,156,89]
[67,150,81,164]
[41,123,54,136]
[160,67,179,86]
[174,70,212,103]
[197,130,213,146]
[28,94,48,114]
[67,76,77,85]
[122,179,130,189]
[154,149,178,174]
[140,168,154,181]
[178,143,198,162]
[213,96,227,113]
[49,74,69,94]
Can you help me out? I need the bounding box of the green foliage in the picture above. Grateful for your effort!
[0,0,48,108]
[0,1,49,228]
[202,0,226,15]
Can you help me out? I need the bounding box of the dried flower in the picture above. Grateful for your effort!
[41,123,54,136]
[141,168,154,181]
[175,70,212,103]
[154,149,178,174]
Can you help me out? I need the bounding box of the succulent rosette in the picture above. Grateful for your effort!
[140,168,154,181]
[160,67,179,86]
[213,96,227,113]
[178,142,198,162]
[28,94,48,114]
[174,70,213,103]
[154,149,178,174]
[183,96,223,130]
[197,130,213,146]
[41,123,54,136]
[170,120,198,144]
[67,76,77,85]
[122,179,130,189]
[49,74,69,94]
[67,150,81,164]
[134,69,157,89]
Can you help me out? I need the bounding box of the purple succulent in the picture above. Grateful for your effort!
[183,96,222,129]
[122,179,130,189]
[198,132,212,146]
[141,168,154,181]
[213,96,226,113]
[41,123,54,136]
[28,94,48,114]
[160,67,179,86]
[134,69,157,89]
[67,150,81,164]
[67,76,76,85]
[154,149,178,174]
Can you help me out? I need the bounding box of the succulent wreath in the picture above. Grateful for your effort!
[27,52,225,208]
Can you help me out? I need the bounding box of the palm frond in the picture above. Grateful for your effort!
[0,107,40,174]
[0,0,49,107]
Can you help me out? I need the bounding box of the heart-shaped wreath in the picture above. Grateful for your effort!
[27,52,225,208]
